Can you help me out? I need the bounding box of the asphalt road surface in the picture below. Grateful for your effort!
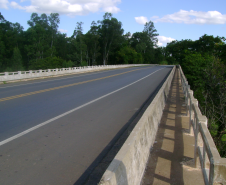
[0,65,172,185]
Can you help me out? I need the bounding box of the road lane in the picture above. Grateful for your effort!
[0,66,172,185]
[0,66,159,141]
[0,67,144,99]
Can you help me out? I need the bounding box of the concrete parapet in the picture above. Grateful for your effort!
[178,65,226,185]
[99,66,176,185]
[0,64,155,82]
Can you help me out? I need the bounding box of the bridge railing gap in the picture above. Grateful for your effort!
[179,65,226,185]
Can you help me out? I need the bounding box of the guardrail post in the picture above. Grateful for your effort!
[189,91,194,135]
[193,99,199,167]
[185,85,190,115]
[4,72,9,76]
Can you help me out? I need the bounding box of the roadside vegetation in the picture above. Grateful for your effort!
[0,11,225,156]
[165,35,226,157]
[0,12,161,72]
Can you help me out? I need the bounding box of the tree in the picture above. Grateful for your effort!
[25,23,47,66]
[11,47,23,71]
[48,13,60,57]
[116,46,143,64]
[72,22,87,65]
[98,13,124,65]
[131,32,154,63]
[143,21,159,47]
[201,58,226,157]
[84,21,100,65]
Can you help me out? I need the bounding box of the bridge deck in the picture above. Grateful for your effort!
[142,69,205,185]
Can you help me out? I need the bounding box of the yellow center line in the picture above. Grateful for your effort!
[0,67,147,102]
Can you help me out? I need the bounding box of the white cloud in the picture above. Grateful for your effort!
[9,0,121,16]
[0,0,9,9]
[58,29,68,33]
[10,1,24,9]
[157,36,175,47]
[135,16,149,25]
[103,6,120,13]
[152,10,226,25]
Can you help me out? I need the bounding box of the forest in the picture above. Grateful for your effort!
[0,11,225,157]
[0,12,160,72]
[165,35,226,157]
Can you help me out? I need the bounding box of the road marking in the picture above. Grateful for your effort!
[0,68,145,102]
[0,67,131,89]
[0,68,164,146]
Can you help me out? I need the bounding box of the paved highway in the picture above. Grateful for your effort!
[0,65,172,185]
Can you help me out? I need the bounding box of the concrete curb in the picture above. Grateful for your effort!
[99,66,176,185]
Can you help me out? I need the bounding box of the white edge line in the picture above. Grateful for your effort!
[0,67,165,146]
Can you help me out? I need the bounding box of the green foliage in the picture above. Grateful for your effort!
[165,35,226,65]
[0,12,163,71]
[11,47,24,71]
[209,122,219,137]
[116,46,143,64]
[80,61,88,66]
[29,56,64,69]
[159,61,168,65]
[130,21,158,64]
[166,35,226,157]
[181,52,212,88]
[143,21,159,47]
[98,12,124,65]
[62,60,74,68]
[181,55,226,157]
[221,134,226,142]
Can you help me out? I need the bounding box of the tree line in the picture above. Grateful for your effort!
[0,12,162,72]
[164,35,226,157]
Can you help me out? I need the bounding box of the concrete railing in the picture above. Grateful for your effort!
[99,66,176,185]
[0,64,153,82]
[179,65,226,185]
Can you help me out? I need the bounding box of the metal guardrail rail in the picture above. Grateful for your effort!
[178,65,226,185]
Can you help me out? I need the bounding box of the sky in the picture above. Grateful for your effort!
[0,0,226,46]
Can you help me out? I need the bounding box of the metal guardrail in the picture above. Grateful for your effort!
[0,64,152,82]
[178,65,226,185]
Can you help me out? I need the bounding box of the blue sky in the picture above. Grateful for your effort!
[1,0,226,46]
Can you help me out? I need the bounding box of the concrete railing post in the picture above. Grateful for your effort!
[29,70,33,77]
[192,99,199,167]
